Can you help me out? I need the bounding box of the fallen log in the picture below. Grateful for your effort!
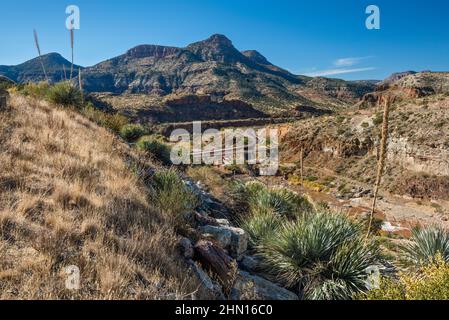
[194,240,237,290]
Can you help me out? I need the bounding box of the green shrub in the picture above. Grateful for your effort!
[46,81,83,107]
[120,124,146,142]
[18,82,51,98]
[81,102,128,133]
[150,169,198,225]
[137,136,172,165]
[361,257,449,300]
[401,226,449,266]
[259,212,379,300]
[373,112,383,126]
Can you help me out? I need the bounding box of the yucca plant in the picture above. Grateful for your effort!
[239,206,282,248]
[232,181,312,220]
[46,81,83,107]
[401,226,449,266]
[258,212,379,300]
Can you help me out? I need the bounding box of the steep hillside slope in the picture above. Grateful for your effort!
[0,94,201,299]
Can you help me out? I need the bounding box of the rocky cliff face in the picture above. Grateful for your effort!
[357,72,449,109]
[281,85,449,200]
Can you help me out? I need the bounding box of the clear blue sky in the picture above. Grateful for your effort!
[0,0,447,80]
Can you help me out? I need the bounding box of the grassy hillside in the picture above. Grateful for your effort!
[0,93,202,299]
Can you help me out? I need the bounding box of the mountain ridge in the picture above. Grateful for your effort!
[0,34,380,116]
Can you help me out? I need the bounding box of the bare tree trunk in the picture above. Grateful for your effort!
[366,100,391,238]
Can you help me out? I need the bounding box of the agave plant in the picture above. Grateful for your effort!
[258,212,379,300]
[401,226,449,266]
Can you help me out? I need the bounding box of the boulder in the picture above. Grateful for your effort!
[188,260,225,300]
[231,271,298,300]
[200,224,248,259]
[178,237,194,259]
[201,225,232,248]
[240,255,261,273]
[223,226,248,259]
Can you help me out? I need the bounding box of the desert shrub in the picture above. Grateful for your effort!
[373,112,384,126]
[186,166,225,196]
[46,81,83,107]
[259,212,379,300]
[120,124,146,142]
[239,207,282,248]
[150,169,198,225]
[361,257,449,300]
[361,122,370,128]
[82,102,128,133]
[401,226,449,266]
[18,82,51,98]
[137,136,171,165]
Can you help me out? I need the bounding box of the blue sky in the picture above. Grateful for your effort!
[0,0,447,80]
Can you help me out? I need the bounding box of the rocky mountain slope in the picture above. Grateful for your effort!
[0,53,82,83]
[0,35,377,118]
[281,71,449,200]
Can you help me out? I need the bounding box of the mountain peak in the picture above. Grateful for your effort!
[242,50,271,65]
[186,34,243,63]
[204,34,233,46]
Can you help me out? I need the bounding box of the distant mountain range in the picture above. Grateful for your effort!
[0,34,380,116]
[0,53,82,83]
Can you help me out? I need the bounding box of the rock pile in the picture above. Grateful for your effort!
[181,178,298,300]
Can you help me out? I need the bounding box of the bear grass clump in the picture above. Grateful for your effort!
[258,212,379,300]
[401,225,449,266]
[234,181,379,300]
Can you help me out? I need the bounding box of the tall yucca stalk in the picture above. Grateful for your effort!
[33,29,49,82]
[62,64,67,81]
[366,99,391,238]
[78,68,84,103]
[69,28,74,81]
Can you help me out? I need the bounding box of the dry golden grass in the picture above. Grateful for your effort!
[0,94,205,300]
